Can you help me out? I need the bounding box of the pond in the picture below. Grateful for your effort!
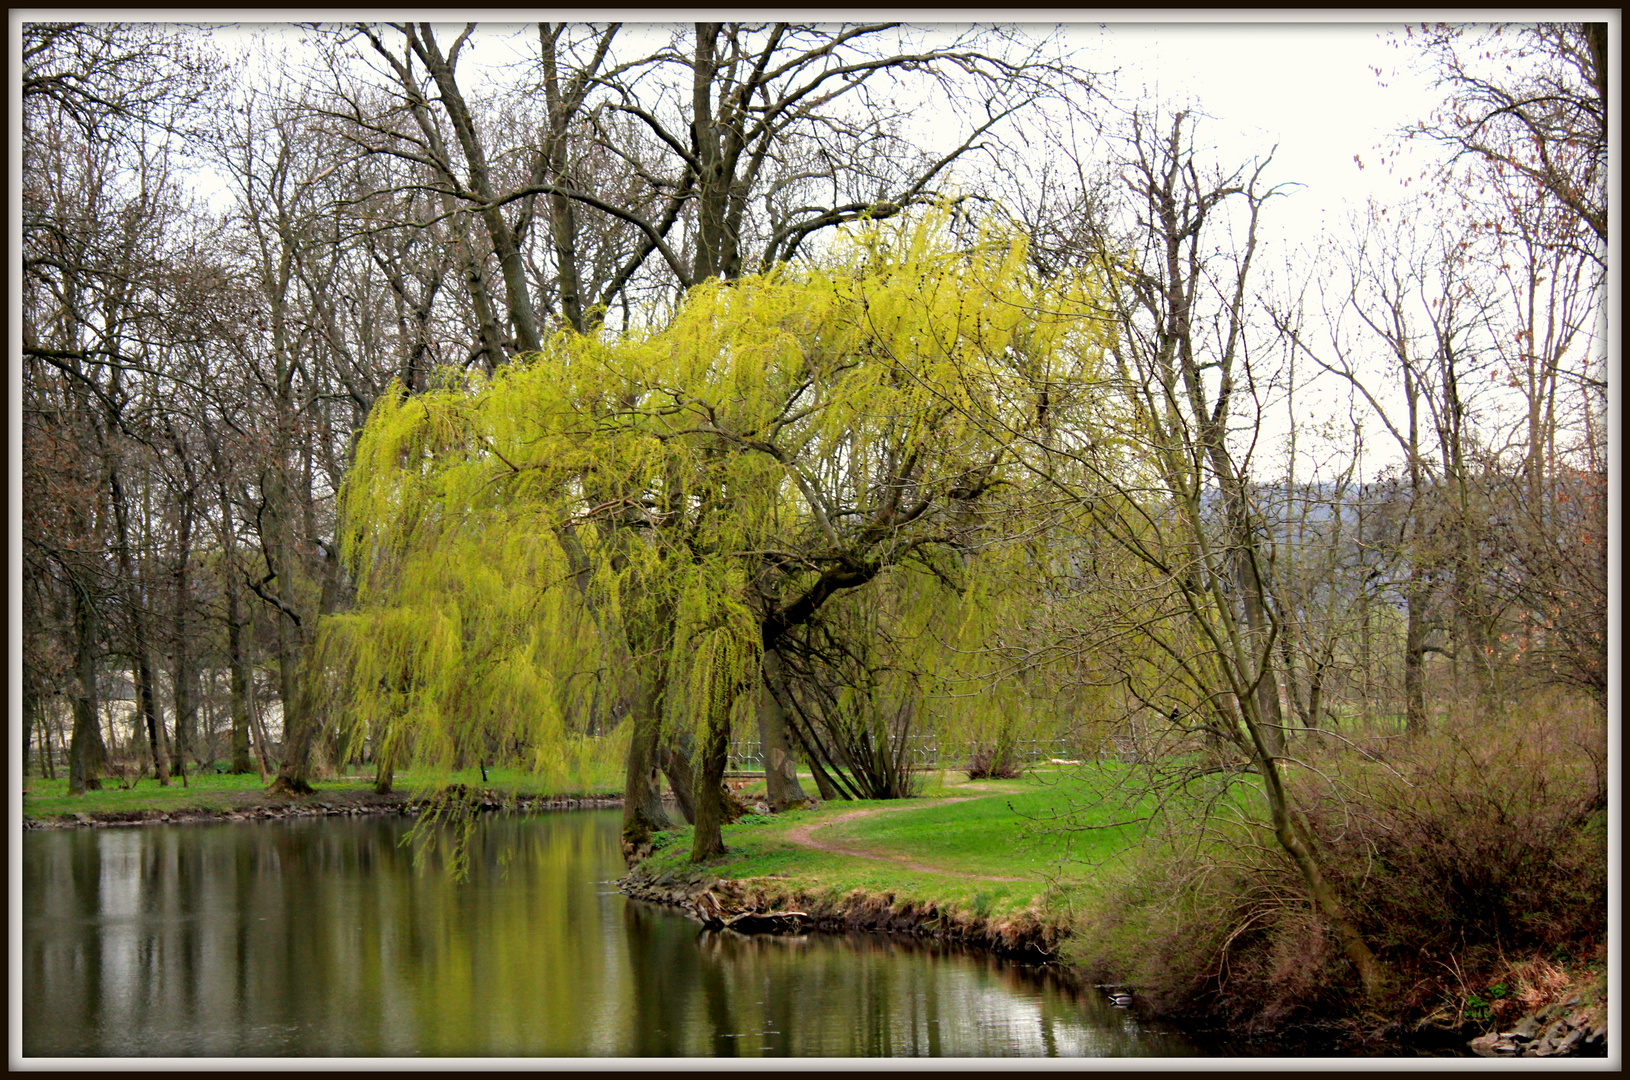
[22,809,1202,1058]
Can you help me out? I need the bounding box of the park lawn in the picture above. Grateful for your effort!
[21,760,624,821]
[23,770,286,819]
[641,765,1155,921]
[813,783,1143,877]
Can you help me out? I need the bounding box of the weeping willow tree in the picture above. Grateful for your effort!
[326,208,1111,863]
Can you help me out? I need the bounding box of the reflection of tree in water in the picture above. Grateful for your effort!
[622,899,704,1056]
[26,815,1201,1056]
[673,925,1189,1056]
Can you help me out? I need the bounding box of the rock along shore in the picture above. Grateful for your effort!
[1467,995,1609,1058]
[618,861,1066,961]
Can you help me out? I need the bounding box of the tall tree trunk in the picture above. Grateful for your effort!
[660,735,697,825]
[39,695,59,781]
[107,463,169,785]
[170,499,196,778]
[264,458,337,796]
[689,713,733,862]
[1239,693,1387,998]
[23,666,38,777]
[225,572,254,774]
[556,523,675,845]
[269,634,318,795]
[67,588,103,795]
[621,712,670,859]
[374,737,395,795]
[758,648,808,809]
[169,423,199,777]
[415,24,542,353]
[247,678,273,780]
[133,654,170,785]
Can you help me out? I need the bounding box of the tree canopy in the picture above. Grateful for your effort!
[325,210,1110,855]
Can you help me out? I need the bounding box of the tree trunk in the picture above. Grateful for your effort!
[374,737,395,795]
[1404,588,1428,734]
[805,750,841,801]
[23,667,38,777]
[1248,705,1387,999]
[621,712,671,860]
[689,716,733,862]
[268,633,318,795]
[67,590,102,795]
[225,574,254,774]
[247,681,273,780]
[415,24,542,354]
[107,464,169,785]
[39,696,59,781]
[661,734,697,825]
[757,648,808,810]
[170,495,197,778]
[134,654,170,785]
[555,524,677,843]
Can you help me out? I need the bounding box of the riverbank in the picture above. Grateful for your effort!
[22,770,622,829]
[617,777,1608,1059]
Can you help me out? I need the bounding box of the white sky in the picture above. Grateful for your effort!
[109,13,1600,248]
[173,12,1583,208]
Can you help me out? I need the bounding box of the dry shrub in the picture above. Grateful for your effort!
[966,747,1025,780]
[1486,956,1574,1027]
[1064,692,1606,1034]
[1062,828,1352,1031]
[1310,701,1607,965]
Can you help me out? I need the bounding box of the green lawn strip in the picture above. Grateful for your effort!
[21,762,624,820]
[643,817,1047,921]
[641,771,1153,923]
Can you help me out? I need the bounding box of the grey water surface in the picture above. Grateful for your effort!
[22,809,1200,1057]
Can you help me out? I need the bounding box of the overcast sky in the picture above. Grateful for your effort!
[184,14,1487,246]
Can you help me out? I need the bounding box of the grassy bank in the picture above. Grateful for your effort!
[21,761,624,821]
[643,745,1607,1053]
[634,769,1146,934]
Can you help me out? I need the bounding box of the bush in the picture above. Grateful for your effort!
[966,747,1025,780]
[1062,694,1607,1035]
[1309,706,1608,1020]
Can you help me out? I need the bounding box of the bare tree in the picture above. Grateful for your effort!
[309,21,1089,347]
[1405,22,1607,250]
[965,109,1388,997]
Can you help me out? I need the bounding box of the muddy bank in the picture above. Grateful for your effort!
[23,789,622,829]
[619,862,1066,960]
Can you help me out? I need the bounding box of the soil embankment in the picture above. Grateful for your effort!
[621,862,1066,959]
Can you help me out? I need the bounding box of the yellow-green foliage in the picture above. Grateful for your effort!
[328,208,1113,783]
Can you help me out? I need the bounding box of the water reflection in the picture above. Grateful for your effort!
[23,812,1196,1058]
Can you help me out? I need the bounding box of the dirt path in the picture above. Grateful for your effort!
[782,795,1029,883]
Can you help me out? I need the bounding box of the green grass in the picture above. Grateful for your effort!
[23,770,278,819]
[21,759,624,820]
[639,767,1154,921]
[816,782,1135,876]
